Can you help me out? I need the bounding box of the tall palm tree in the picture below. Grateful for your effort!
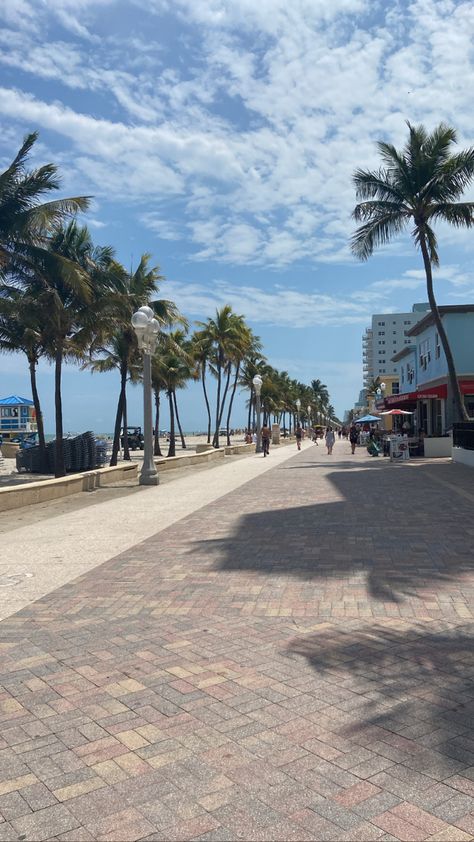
[225,322,261,445]
[190,330,214,444]
[152,331,192,458]
[197,305,245,448]
[0,131,89,276]
[36,222,111,476]
[352,122,474,423]
[89,255,183,466]
[0,289,47,466]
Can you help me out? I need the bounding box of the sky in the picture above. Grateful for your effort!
[1,0,474,432]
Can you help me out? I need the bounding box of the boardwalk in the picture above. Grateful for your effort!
[1,442,473,841]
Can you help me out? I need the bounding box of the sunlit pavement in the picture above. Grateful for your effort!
[0,440,473,841]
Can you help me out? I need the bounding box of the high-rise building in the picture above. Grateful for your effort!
[362,303,429,386]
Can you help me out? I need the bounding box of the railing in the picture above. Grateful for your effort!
[453,422,474,451]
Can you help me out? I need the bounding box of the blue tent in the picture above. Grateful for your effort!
[354,414,380,423]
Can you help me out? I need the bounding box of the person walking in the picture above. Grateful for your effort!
[349,423,358,455]
[325,426,335,455]
[295,425,303,451]
[261,424,271,457]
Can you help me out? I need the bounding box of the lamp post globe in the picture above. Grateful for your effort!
[252,374,263,454]
[295,398,301,427]
[131,306,159,486]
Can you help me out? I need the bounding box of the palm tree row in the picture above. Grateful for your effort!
[0,132,338,478]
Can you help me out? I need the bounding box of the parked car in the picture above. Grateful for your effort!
[120,426,144,450]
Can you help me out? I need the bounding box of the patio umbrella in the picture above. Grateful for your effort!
[354,414,380,423]
[380,409,413,415]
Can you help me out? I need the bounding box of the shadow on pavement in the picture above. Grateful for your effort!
[197,459,474,604]
[287,622,474,772]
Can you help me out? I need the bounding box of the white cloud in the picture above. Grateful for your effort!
[161,278,374,327]
[1,0,474,267]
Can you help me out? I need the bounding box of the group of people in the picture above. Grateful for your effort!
[245,422,362,457]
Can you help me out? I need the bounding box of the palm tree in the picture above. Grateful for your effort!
[89,255,183,466]
[240,353,266,434]
[190,330,214,444]
[197,306,246,448]
[352,122,474,423]
[0,289,48,466]
[153,331,192,458]
[224,322,261,445]
[0,131,89,276]
[37,222,110,477]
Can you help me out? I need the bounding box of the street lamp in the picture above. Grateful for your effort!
[252,374,263,454]
[307,404,311,429]
[296,398,301,427]
[131,305,160,486]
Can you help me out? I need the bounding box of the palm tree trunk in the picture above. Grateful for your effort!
[122,383,131,460]
[28,356,47,470]
[154,389,162,457]
[167,390,176,457]
[247,386,254,433]
[226,363,240,445]
[173,390,186,449]
[202,364,212,444]
[216,363,232,444]
[420,234,469,423]
[110,364,127,466]
[213,354,223,448]
[54,348,65,478]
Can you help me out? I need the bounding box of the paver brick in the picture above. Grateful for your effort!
[2,445,474,840]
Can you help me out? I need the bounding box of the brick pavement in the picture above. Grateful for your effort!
[0,441,473,841]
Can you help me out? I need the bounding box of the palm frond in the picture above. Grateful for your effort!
[351,210,409,260]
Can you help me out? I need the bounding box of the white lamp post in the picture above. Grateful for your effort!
[131,305,160,486]
[307,404,311,429]
[252,374,263,454]
[296,398,301,427]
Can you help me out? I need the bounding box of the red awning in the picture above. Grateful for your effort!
[384,392,417,406]
[460,380,474,394]
[417,384,447,399]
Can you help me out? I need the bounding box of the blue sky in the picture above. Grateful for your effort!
[1,0,474,431]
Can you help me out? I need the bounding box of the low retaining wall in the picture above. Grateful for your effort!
[0,463,138,512]
[155,448,225,472]
[452,446,474,468]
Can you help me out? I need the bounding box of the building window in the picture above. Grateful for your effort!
[419,339,431,371]
[435,332,441,359]
[378,321,385,326]
[378,331,385,336]
[392,382,400,395]
[378,340,385,345]
[404,320,411,325]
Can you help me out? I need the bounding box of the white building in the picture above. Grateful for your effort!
[362,303,429,386]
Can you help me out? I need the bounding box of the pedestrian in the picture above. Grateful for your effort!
[338,429,342,439]
[295,425,302,450]
[261,424,271,456]
[325,426,335,455]
[349,423,358,455]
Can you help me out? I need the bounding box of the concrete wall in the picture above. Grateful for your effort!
[423,437,452,458]
[0,463,138,512]
[154,448,225,472]
[452,446,474,468]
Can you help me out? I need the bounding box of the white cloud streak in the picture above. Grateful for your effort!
[0,0,473,267]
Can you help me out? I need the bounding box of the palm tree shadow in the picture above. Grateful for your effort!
[192,461,474,604]
[286,623,474,772]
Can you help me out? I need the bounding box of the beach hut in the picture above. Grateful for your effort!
[0,395,37,441]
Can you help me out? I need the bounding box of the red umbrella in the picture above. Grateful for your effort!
[380,409,413,416]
